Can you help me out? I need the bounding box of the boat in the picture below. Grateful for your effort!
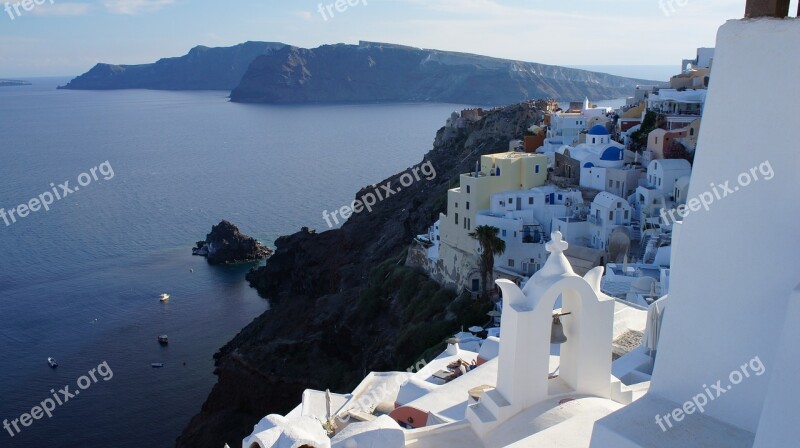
[158,335,169,345]
[48,357,58,368]
[159,293,170,302]
[151,362,164,368]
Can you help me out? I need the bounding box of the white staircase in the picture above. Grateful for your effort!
[465,388,515,437]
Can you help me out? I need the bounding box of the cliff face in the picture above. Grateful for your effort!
[176,102,547,448]
[58,41,286,90]
[230,41,657,105]
[60,40,659,102]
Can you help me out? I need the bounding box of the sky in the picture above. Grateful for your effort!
[0,0,795,78]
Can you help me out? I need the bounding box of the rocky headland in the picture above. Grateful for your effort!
[58,41,286,91]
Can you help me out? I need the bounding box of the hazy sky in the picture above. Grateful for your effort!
[1,0,792,78]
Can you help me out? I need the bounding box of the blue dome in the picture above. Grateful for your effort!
[583,162,594,168]
[588,125,609,136]
[601,146,623,161]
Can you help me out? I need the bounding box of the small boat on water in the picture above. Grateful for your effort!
[158,335,169,345]
[159,293,170,302]
[151,362,164,368]
[48,357,58,368]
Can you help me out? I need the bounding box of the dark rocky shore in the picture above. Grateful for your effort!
[177,102,546,448]
[194,220,273,265]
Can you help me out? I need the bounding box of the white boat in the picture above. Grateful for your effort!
[48,357,58,368]
[159,293,170,302]
[151,362,164,368]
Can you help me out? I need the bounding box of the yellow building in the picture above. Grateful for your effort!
[440,152,548,254]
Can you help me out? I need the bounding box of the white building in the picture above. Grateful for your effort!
[646,159,692,196]
[581,164,645,198]
[647,89,707,116]
[681,47,715,72]
[629,185,669,233]
[588,192,632,251]
[475,186,584,281]
[547,112,586,146]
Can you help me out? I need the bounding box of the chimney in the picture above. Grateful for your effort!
[744,0,790,18]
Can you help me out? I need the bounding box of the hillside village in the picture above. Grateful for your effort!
[237,3,800,444]
[410,47,713,310]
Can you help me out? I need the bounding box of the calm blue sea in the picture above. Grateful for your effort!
[0,78,468,447]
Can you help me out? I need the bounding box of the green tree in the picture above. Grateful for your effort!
[469,225,506,298]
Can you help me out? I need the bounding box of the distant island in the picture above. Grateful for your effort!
[58,41,286,91]
[59,41,661,105]
[0,80,31,87]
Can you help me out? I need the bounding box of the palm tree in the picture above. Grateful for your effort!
[469,225,506,298]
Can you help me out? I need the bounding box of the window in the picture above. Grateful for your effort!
[535,165,540,174]
[455,213,459,225]
[624,210,629,219]
[502,230,507,237]
[528,197,533,205]
[609,211,613,220]
[609,180,613,187]
[592,138,596,144]
[655,137,659,144]
[466,185,471,193]
[508,259,515,268]
[508,197,513,204]
[466,202,470,210]
[455,202,458,208]
[558,194,563,200]
[690,128,695,136]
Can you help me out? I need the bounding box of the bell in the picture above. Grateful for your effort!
[550,316,568,344]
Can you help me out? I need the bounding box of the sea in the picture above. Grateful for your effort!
[0,78,476,447]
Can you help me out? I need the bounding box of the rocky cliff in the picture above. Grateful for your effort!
[60,40,659,102]
[230,41,657,105]
[176,101,548,448]
[58,41,286,90]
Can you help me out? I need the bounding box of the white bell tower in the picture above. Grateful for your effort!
[466,231,616,437]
